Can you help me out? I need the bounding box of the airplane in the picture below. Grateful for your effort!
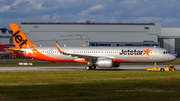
[6,23,176,70]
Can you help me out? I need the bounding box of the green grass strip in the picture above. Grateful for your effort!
[0,71,179,101]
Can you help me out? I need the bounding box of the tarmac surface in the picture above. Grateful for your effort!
[0,65,180,72]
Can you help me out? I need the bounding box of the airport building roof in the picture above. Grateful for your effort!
[21,22,155,25]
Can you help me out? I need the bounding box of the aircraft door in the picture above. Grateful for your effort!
[32,50,36,57]
[153,48,158,57]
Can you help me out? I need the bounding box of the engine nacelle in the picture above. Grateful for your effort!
[97,59,120,68]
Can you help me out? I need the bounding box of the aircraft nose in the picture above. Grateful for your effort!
[169,54,176,61]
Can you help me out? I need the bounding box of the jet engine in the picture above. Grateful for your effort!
[96,59,120,68]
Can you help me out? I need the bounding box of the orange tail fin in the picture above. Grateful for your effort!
[9,24,34,49]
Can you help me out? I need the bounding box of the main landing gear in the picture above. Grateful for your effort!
[85,65,96,70]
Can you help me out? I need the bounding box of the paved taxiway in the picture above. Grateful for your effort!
[0,65,180,72]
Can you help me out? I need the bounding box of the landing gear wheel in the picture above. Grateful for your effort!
[85,66,91,71]
[91,65,96,70]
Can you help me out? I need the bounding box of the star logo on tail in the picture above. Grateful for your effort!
[142,49,151,56]
[22,45,36,56]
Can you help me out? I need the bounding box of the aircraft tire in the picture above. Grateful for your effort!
[85,66,91,70]
[91,65,96,70]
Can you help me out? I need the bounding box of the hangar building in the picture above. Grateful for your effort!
[11,22,179,54]
[1,22,180,57]
[160,28,180,54]
[0,28,14,57]
[20,22,161,48]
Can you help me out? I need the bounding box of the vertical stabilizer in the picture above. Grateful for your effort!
[9,24,34,49]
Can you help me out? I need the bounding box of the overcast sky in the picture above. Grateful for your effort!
[0,0,180,29]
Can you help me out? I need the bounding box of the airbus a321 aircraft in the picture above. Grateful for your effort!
[7,24,176,70]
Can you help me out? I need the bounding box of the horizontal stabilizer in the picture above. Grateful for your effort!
[6,47,23,52]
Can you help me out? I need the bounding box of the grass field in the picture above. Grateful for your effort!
[0,71,180,101]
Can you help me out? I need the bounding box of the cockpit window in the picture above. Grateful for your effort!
[163,51,171,54]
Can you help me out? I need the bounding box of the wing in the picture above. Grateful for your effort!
[55,43,109,60]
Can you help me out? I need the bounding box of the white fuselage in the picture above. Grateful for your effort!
[33,46,176,63]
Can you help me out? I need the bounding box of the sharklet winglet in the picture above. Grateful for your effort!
[55,43,62,53]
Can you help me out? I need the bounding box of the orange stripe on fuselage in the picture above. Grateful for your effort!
[113,59,133,63]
